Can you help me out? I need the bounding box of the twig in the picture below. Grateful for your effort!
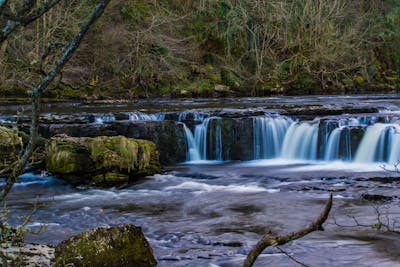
[276,246,310,267]
[243,193,333,267]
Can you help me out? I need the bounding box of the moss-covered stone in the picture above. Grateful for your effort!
[0,126,22,170]
[46,136,94,174]
[87,136,140,172]
[45,135,160,186]
[136,139,160,176]
[54,225,157,267]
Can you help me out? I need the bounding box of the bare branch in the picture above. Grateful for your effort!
[243,193,333,267]
[17,0,62,25]
[0,0,111,202]
[276,247,310,267]
[0,0,63,46]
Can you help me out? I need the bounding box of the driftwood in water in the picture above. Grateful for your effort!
[243,193,333,267]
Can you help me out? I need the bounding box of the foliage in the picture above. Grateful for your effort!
[1,0,400,98]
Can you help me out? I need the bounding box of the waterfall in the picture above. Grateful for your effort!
[183,117,223,161]
[355,123,400,163]
[281,122,319,160]
[178,111,400,164]
[183,124,201,161]
[253,116,292,159]
[324,127,343,160]
[178,111,206,122]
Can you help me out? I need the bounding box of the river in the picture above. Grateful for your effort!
[2,94,400,266]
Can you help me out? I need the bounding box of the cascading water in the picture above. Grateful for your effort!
[324,127,343,160]
[178,111,206,122]
[94,113,116,124]
[182,116,223,162]
[355,123,400,164]
[182,124,201,161]
[128,111,165,121]
[177,111,400,164]
[281,122,319,160]
[253,116,292,159]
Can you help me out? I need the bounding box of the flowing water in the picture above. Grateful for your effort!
[2,94,400,266]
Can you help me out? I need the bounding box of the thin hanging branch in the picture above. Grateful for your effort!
[243,193,333,267]
[0,0,63,45]
[0,0,111,202]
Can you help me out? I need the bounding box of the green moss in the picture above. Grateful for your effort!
[88,136,139,172]
[136,140,160,176]
[54,225,157,267]
[0,127,22,170]
[46,136,160,186]
[45,137,94,174]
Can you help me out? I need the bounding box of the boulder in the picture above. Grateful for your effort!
[54,225,157,267]
[0,126,22,171]
[46,135,160,186]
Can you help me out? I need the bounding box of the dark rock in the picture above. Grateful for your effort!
[285,106,379,117]
[110,120,187,164]
[54,225,157,267]
[361,194,396,202]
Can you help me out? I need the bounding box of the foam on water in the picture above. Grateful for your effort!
[165,181,275,193]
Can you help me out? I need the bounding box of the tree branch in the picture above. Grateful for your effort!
[0,0,63,46]
[0,0,111,202]
[0,0,9,15]
[243,193,333,267]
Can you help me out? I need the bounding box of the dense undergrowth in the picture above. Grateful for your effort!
[1,0,399,99]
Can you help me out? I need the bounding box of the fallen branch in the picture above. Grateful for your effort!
[243,193,333,267]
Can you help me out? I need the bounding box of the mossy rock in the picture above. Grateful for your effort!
[54,224,157,267]
[46,136,95,175]
[87,136,140,173]
[0,126,22,170]
[46,135,160,186]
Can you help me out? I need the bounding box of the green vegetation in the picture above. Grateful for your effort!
[54,225,157,266]
[0,127,22,171]
[1,0,400,98]
[46,135,160,185]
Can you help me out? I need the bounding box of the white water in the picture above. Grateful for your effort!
[182,117,223,162]
[94,113,116,124]
[128,111,165,121]
[182,124,201,161]
[355,123,400,164]
[253,116,292,159]
[180,113,400,165]
[281,122,319,160]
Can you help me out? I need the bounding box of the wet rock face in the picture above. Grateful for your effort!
[54,225,157,267]
[46,135,160,186]
[0,126,21,171]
